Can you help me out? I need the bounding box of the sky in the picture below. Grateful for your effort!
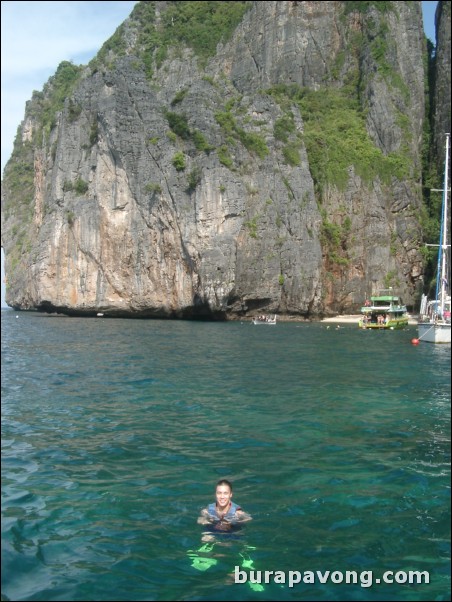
[0,0,439,307]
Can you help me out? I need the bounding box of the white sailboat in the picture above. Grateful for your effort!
[418,133,451,344]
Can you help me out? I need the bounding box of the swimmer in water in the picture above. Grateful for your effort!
[189,479,263,590]
[197,478,252,532]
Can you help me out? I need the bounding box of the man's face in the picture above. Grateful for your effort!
[215,484,232,509]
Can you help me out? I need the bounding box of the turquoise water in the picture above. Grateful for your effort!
[1,310,450,601]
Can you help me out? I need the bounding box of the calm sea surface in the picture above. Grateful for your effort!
[1,309,450,601]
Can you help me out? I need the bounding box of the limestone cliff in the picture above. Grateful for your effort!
[1,1,450,318]
[432,0,451,169]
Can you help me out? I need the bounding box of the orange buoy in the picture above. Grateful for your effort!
[411,338,420,345]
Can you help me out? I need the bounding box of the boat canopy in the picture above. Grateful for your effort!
[370,295,400,302]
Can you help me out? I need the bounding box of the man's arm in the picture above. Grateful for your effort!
[225,509,253,524]
[197,508,217,525]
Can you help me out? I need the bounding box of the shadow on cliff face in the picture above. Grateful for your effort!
[33,299,228,321]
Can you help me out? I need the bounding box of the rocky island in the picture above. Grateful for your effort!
[1,1,450,319]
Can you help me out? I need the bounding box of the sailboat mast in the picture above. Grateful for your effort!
[439,133,450,316]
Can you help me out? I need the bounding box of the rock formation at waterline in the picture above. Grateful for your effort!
[2,1,451,318]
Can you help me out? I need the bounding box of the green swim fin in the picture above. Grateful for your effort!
[248,581,265,592]
[239,552,255,569]
[187,541,218,571]
[197,542,215,554]
[240,557,254,570]
[239,552,265,591]
[189,556,218,571]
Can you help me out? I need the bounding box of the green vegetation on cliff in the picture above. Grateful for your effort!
[268,84,410,194]
[129,1,251,76]
[28,61,83,142]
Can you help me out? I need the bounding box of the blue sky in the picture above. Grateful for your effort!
[0,0,439,306]
[1,1,138,173]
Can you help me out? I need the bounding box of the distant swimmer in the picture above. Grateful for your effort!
[197,479,252,532]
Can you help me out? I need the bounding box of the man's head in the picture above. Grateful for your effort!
[215,479,233,509]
